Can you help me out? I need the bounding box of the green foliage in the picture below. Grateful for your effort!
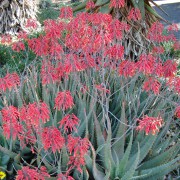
[37,8,60,25]
[0,64,179,179]
[0,43,36,74]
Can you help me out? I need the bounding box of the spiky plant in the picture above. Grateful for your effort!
[0,64,179,179]
[0,0,39,35]
[0,8,179,179]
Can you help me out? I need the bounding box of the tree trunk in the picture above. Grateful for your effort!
[0,0,39,35]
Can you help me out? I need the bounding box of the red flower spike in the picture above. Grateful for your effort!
[67,136,89,173]
[16,166,49,180]
[42,127,65,153]
[0,73,20,92]
[19,102,50,127]
[1,105,22,140]
[55,91,74,111]
[143,77,161,95]
[105,45,124,60]
[86,0,95,10]
[25,18,38,29]
[1,106,19,123]
[59,7,73,19]
[152,46,164,55]
[41,61,59,85]
[163,60,177,78]
[137,54,156,75]
[59,114,79,133]
[173,41,180,51]
[110,0,125,8]
[0,34,12,44]
[128,8,141,21]
[147,22,165,43]
[136,115,163,135]
[12,41,25,52]
[168,77,180,94]
[167,23,178,32]
[119,60,137,77]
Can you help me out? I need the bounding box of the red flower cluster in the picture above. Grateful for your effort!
[19,102,50,127]
[86,0,95,10]
[143,77,161,95]
[55,91,74,110]
[0,73,20,92]
[128,8,141,21]
[1,106,22,140]
[67,136,89,173]
[0,34,12,44]
[136,115,163,135]
[59,7,73,19]
[16,166,49,180]
[167,77,180,94]
[137,54,155,75]
[119,60,136,77]
[12,41,25,52]
[59,114,79,133]
[110,0,125,8]
[25,18,38,29]
[163,60,177,78]
[42,127,65,153]
[167,23,178,32]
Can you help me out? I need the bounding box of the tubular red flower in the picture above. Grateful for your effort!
[12,41,25,52]
[163,60,177,78]
[147,22,165,43]
[67,135,89,173]
[86,0,95,10]
[137,54,155,75]
[168,77,180,94]
[1,106,22,140]
[105,45,124,60]
[167,23,178,32]
[0,73,20,92]
[128,8,141,21]
[16,166,49,180]
[119,60,137,77]
[136,115,163,135]
[110,0,125,8]
[59,7,73,19]
[59,114,79,133]
[0,34,12,44]
[25,18,38,29]
[42,127,65,153]
[55,91,74,111]
[19,102,50,127]
[152,46,164,55]
[143,77,161,95]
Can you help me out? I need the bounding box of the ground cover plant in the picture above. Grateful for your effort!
[0,2,180,180]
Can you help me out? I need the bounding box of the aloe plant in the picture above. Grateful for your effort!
[0,7,179,179]
[0,64,179,179]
